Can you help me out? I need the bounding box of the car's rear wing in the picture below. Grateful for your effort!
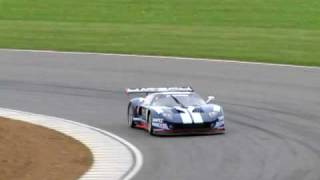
[125,86,194,96]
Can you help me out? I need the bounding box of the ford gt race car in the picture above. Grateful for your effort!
[126,87,225,135]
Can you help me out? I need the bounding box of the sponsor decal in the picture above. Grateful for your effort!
[152,122,169,130]
[153,118,164,123]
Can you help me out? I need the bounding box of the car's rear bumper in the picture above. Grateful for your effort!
[153,128,225,136]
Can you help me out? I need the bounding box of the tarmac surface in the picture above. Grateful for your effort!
[0,49,320,180]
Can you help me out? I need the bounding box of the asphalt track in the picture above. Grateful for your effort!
[0,49,320,180]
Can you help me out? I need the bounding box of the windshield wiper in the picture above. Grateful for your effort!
[170,95,186,108]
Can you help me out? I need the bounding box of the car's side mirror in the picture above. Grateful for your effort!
[206,96,215,104]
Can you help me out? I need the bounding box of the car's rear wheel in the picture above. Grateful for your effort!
[147,113,154,135]
[127,104,135,128]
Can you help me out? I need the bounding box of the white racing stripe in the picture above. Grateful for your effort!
[188,107,204,124]
[176,107,204,124]
[191,113,203,124]
[180,112,193,124]
[175,107,193,124]
[0,107,143,180]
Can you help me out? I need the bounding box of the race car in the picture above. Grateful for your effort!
[126,87,225,135]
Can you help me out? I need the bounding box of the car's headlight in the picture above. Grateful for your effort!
[213,105,222,112]
[208,111,218,118]
[209,106,224,119]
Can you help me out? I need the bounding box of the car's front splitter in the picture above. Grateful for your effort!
[153,128,225,136]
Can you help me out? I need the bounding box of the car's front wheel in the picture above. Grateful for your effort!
[147,113,154,135]
[127,104,135,128]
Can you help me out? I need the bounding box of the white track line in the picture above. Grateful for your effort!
[0,48,319,69]
[0,107,143,180]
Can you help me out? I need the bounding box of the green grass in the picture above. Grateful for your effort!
[0,0,320,66]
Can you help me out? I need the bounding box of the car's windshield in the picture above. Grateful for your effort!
[152,93,206,107]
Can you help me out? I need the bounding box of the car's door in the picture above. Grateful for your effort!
[140,94,155,122]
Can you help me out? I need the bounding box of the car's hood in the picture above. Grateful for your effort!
[151,104,222,124]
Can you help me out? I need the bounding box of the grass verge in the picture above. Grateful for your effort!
[0,0,319,66]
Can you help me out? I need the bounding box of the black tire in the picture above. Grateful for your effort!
[147,112,154,135]
[127,104,135,128]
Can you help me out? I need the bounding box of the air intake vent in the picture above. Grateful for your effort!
[175,109,185,113]
[192,108,204,113]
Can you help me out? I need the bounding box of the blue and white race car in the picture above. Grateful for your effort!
[126,87,225,135]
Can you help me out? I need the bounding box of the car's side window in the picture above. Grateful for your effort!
[151,94,172,106]
[142,94,155,106]
[150,94,162,106]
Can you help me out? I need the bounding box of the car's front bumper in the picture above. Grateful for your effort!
[153,127,225,136]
